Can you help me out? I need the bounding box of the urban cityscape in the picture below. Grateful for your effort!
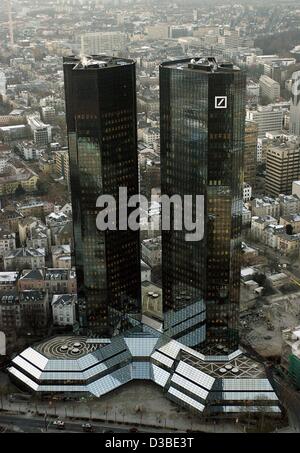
[0,0,300,439]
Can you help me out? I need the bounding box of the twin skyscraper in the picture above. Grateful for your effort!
[63,55,246,356]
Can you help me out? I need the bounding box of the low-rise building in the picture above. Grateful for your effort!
[141,281,163,320]
[250,197,280,218]
[277,233,300,256]
[26,229,50,252]
[0,291,21,331]
[267,272,289,288]
[0,166,39,195]
[51,245,71,269]
[19,290,49,332]
[278,194,300,216]
[0,272,19,291]
[251,215,278,242]
[16,142,41,161]
[17,269,44,291]
[50,222,73,246]
[141,236,161,268]
[141,260,152,282]
[0,207,23,233]
[18,217,44,245]
[3,248,45,271]
[264,224,285,249]
[0,229,16,256]
[280,214,300,234]
[51,294,77,326]
[142,127,160,146]
[44,268,76,294]
[243,183,252,202]
[17,200,45,219]
[17,268,76,294]
[242,206,252,226]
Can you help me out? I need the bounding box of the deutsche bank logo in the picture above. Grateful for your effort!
[215,96,227,109]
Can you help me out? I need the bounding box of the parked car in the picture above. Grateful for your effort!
[82,423,94,432]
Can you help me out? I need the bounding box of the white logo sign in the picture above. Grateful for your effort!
[215,96,227,109]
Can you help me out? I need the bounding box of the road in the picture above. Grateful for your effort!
[0,412,151,433]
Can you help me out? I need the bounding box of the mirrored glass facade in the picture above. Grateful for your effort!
[63,56,141,337]
[160,58,246,353]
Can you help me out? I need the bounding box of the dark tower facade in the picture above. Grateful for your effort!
[160,58,246,353]
[63,55,141,336]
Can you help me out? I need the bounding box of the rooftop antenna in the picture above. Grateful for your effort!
[7,0,14,48]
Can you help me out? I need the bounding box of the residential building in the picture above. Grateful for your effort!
[251,215,278,242]
[19,290,49,332]
[277,233,300,256]
[51,294,77,326]
[0,291,21,331]
[278,194,300,216]
[243,183,252,202]
[0,230,16,256]
[3,248,45,271]
[250,197,280,217]
[18,268,77,294]
[0,166,39,195]
[279,214,300,234]
[51,244,71,269]
[0,272,19,291]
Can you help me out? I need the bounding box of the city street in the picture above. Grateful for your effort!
[0,412,147,433]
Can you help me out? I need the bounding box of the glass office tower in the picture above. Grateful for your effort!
[160,58,245,353]
[63,55,141,337]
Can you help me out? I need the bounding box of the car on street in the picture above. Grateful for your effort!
[53,420,65,430]
[82,423,94,432]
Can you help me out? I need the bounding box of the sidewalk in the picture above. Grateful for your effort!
[0,375,245,433]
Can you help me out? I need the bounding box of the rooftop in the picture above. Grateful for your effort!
[51,294,77,308]
[8,329,280,416]
[160,57,241,73]
[0,272,19,283]
[64,55,134,70]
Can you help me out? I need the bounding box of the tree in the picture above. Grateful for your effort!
[285,224,293,236]
[36,180,48,196]
[15,184,26,197]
